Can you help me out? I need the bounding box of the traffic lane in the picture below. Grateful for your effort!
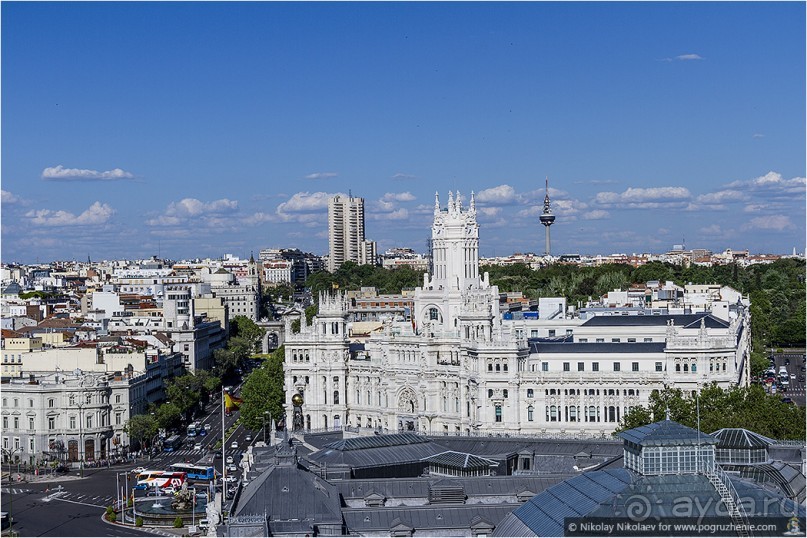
[769,353,806,406]
[1,481,151,537]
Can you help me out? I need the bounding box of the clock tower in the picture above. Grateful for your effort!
[415,191,500,340]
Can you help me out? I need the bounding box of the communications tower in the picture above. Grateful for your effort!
[539,177,556,256]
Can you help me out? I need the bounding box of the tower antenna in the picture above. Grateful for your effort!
[539,176,556,256]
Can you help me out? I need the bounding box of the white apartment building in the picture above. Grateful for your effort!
[284,191,751,437]
[328,194,377,272]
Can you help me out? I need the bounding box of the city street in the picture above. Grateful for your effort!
[769,352,806,407]
[0,383,262,536]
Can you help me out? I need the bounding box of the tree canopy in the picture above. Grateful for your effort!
[214,315,266,374]
[618,383,805,440]
[124,413,158,451]
[239,346,285,432]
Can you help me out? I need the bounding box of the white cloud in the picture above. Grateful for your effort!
[165,198,238,217]
[277,192,333,214]
[695,190,746,205]
[582,210,609,220]
[475,184,517,204]
[478,207,501,218]
[595,186,691,208]
[26,201,114,226]
[243,212,274,226]
[753,133,765,138]
[391,173,416,180]
[145,198,239,226]
[516,198,587,218]
[726,171,806,193]
[676,53,703,61]
[369,208,409,221]
[272,191,336,224]
[743,204,768,213]
[304,172,338,180]
[699,224,723,235]
[382,192,416,202]
[1,190,20,204]
[42,164,135,181]
[743,215,795,231]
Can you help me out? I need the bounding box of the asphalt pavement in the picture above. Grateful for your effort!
[0,382,262,536]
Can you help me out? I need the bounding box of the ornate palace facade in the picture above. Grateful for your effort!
[284,192,750,436]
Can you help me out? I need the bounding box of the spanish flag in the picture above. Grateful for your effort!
[224,392,243,412]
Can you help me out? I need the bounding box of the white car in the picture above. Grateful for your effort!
[194,442,203,451]
[204,423,211,431]
[230,441,238,449]
[226,464,238,473]
[131,466,146,475]
[226,455,234,464]
[161,486,178,495]
[223,475,237,483]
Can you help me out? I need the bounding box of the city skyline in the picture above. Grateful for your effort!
[2,2,805,264]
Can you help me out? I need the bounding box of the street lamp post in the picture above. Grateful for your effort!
[263,411,271,444]
[3,447,23,536]
[77,397,85,478]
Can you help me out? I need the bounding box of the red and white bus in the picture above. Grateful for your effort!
[135,470,187,490]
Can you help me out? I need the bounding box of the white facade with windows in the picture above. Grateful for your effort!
[1,372,114,465]
[284,192,750,437]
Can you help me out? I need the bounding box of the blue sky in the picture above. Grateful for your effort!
[2,2,805,264]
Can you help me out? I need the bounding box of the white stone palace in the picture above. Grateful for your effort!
[284,191,750,437]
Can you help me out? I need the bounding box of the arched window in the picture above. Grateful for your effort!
[676,364,681,372]
[527,405,534,422]
[550,405,558,422]
[333,390,339,404]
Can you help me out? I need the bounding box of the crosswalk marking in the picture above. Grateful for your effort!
[1,487,29,494]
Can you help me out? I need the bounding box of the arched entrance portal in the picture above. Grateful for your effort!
[397,387,419,432]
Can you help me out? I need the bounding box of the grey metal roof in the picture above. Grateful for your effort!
[307,437,444,469]
[618,419,717,447]
[234,463,343,526]
[529,341,667,354]
[581,313,729,328]
[432,437,623,459]
[497,468,634,536]
[323,432,428,451]
[711,428,775,448]
[336,475,569,500]
[422,451,499,470]
[498,466,806,536]
[342,504,519,533]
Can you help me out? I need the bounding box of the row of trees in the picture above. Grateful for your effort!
[618,383,806,440]
[238,347,286,433]
[297,259,803,354]
[305,261,425,296]
[213,315,265,374]
[123,370,221,452]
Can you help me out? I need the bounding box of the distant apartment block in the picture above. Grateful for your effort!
[328,194,377,272]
